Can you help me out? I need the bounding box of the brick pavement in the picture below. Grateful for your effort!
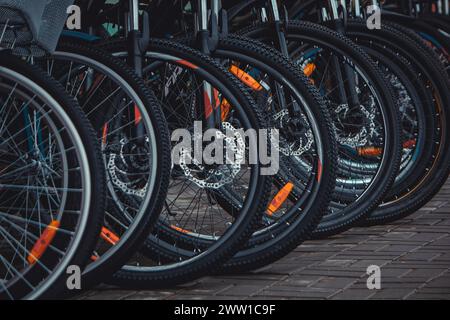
[77,180,450,300]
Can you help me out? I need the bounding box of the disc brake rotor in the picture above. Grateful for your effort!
[106,137,149,198]
[179,122,245,189]
[331,90,378,148]
[271,109,314,156]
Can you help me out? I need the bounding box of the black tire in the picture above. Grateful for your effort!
[100,38,272,288]
[38,40,172,290]
[238,21,402,238]
[343,19,450,225]
[0,52,105,299]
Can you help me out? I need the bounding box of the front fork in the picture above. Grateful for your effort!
[127,0,147,144]
[196,0,224,129]
[269,0,302,117]
[325,0,360,109]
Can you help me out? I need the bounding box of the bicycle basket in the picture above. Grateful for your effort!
[0,0,74,56]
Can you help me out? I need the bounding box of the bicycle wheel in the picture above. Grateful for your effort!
[238,21,402,238]
[100,38,272,288]
[0,52,105,300]
[37,40,171,289]
[343,19,450,225]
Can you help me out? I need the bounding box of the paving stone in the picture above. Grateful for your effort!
[423,277,450,288]
[311,277,357,289]
[219,274,285,281]
[268,285,335,293]
[178,282,234,294]
[378,244,420,252]
[168,295,229,300]
[216,285,264,296]
[350,281,422,289]
[404,218,442,226]
[371,267,413,278]
[408,293,450,300]
[369,288,416,299]
[419,207,437,211]
[399,252,442,262]
[386,262,448,270]
[381,232,417,240]
[345,243,390,252]
[257,289,335,299]
[318,259,357,267]
[201,278,279,287]
[293,267,364,278]
[407,233,448,242]
[401,268,447,279]
[333,254,399,260]
[246,296,289,300]
[384,276,438,283]
[84,290,137,300]
[330,289,376,300]
[433,252,450,261]
[350,260,392,268]
[279,275,322,287]
[415,287,450,294]
[124,292,174,300]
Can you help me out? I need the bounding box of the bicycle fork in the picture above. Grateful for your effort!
[323,0,361,109]
[126,0,147,144]
[196,0,225,129]
[268,0,303,117]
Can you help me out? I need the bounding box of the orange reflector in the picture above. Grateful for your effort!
[102,123,108,145]
[27,220,60,265]
[203,90,214,119]
[134,105,142,126]
[171,225,190,234]
[229,65,263,91]
[100,227,120,246]
[176,59,198,70]
[211,88,232,121]
[266,182,294,216]
[357,146,383,157]
[90,255,99,262]
[303,63,316,77]
[221,99,232,121]
[317,160,323,182]
[403,139,416,149]
[213,88,220,110]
